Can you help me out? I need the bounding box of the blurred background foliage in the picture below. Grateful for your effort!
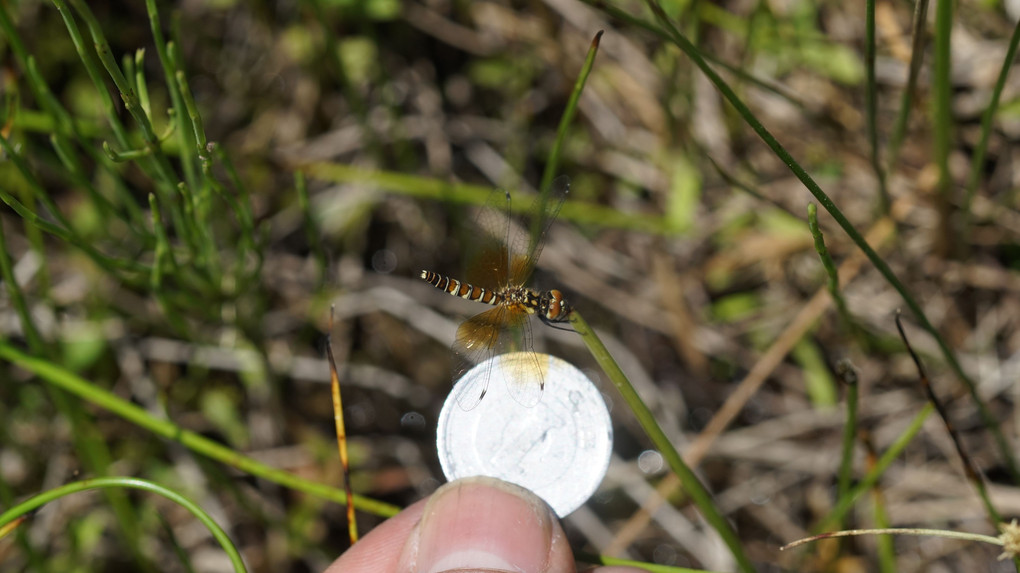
[2,0,1020,571]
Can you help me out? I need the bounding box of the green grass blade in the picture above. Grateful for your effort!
[0,217,151,568]
[964,18,1020,215]
[932,0,953,248]
[0,477,247,573]
[835,362,859,525]
[296,171,327,287]
[644,0,1020,484]
[0,340,401,519]
[575,550,719,573]
[862,435,896,573]
[538,30,602,196]
[580,0,809,111]
[304,162,675,233]
[0,216,45,353]
[815,403,934,532]
[145,0,199,190]
[0,134,148,278]
[533,29,603,252]
[864,0,889,214]
[47,0,131,148]
[807,203,856,337]
[569,310,755,572]
[886,0,929,169]
[169,43,209,160]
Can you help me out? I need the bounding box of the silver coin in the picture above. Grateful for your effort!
[436,352,613,517]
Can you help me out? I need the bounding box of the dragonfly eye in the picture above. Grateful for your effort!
[541,290,571,322]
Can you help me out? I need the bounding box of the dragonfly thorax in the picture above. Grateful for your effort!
[498,286,537,309]
[493,286,571,324]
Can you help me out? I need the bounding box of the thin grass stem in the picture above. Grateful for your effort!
[0,477,247,573]
[327,309,358,544]
[539,30,602,197]
[575,550,715,573]
[145,0,199,191]
[296,171,327,287]
[814,402,934,532]
[835,360,858,512]
[644,0,1020,484]
[0,340,401,519]
[932,0,954,255]
[895,314,1006,529]
[303,163,674,233]
[964,18,1020,216]
[0,216,45,354]
[569,310,755,572]
[807,203,856,337]
[886,0,929,169]
[864,0,889,214]
[860,432,896,573]
[0,134,148,278]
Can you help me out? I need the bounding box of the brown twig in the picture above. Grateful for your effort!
[894,311,1002,526]
[327,305,358,544]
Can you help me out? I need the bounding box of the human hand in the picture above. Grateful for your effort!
[326,476,647,573]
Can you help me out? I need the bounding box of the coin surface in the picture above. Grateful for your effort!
[436,352,612,517]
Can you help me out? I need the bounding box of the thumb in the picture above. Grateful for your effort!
[397,476,575,573]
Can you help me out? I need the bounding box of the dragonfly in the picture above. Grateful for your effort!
[420,175,573,410]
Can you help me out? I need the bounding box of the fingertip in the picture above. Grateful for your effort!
[399,476,573,573]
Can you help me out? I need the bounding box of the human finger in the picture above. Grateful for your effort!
[396,476,575,573]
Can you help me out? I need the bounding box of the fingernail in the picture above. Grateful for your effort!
[401,476,555,573]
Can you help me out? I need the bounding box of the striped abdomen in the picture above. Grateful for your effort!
[420,270,501,306]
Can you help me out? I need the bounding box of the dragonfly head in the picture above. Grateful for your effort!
[539,289,571,323]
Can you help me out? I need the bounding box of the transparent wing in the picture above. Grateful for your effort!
[463,189,512,290]
[500,346,546,409]
[508,175,570,285]
[452,305,545,410]
[452,305,515,410]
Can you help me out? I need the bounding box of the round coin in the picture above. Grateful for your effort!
[436,352,612,517]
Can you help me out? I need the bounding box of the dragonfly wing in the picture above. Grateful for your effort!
[452,305,544,409]
[509,175,570,285]
[452,305,509,410]
[500,317,545,408]
[464,189,512,290]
